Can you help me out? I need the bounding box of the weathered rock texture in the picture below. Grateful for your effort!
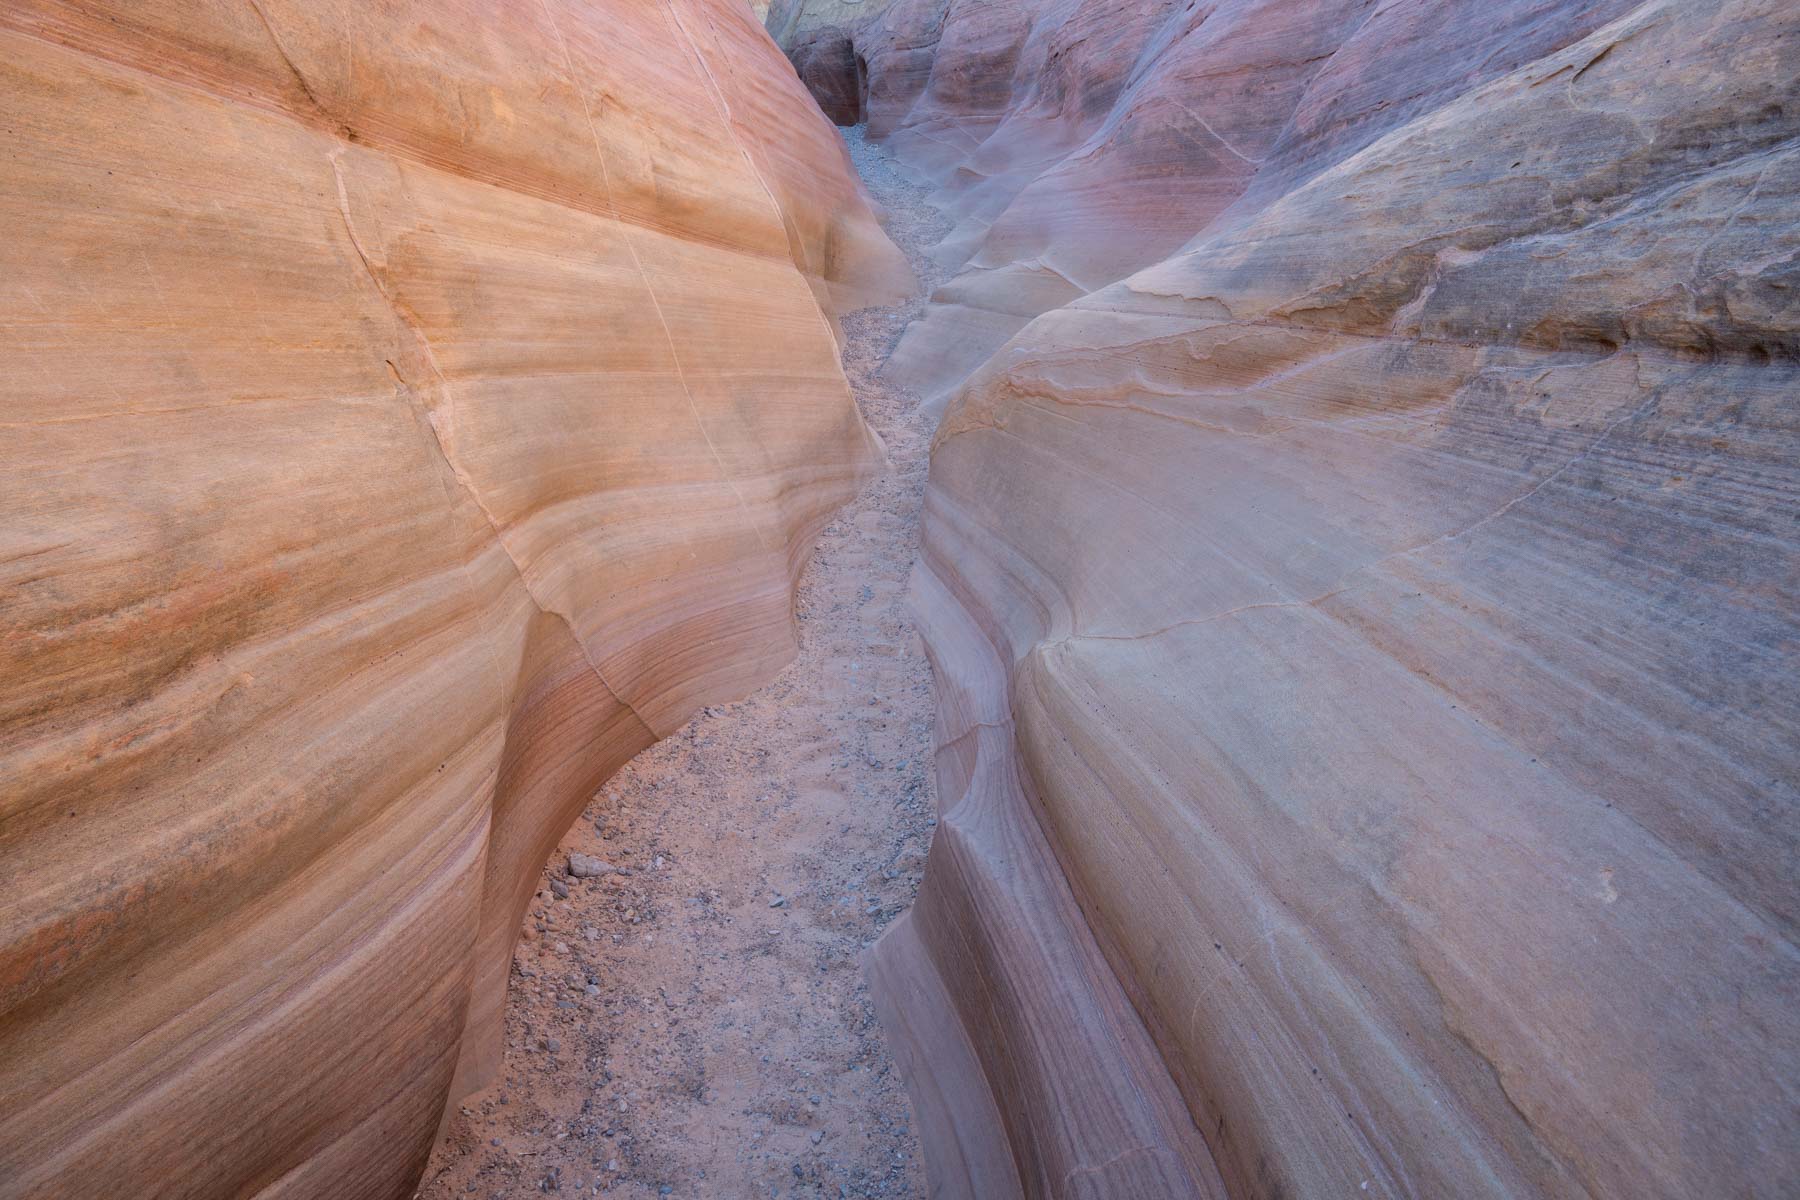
[764,0,896,52]
[824,0,1800,1196]
[787,26,867,126]
[0,3,906,1197]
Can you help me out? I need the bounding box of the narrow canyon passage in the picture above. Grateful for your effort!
[6,3,1797,1198]
[418,130,949,1200]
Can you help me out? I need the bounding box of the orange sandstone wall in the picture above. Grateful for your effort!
[0,2,907,1197]
[851,0,1800,1196]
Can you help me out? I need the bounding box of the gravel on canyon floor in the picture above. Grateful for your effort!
[417,127,951,1199]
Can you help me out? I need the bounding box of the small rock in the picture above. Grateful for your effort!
[808,1094,822,1106]
[547,878,570,900]
[568,852,614,878]
[769,895,786,908]
[543,1037,560,1053]
[553,941,569,954]
[810,1131,823,1145]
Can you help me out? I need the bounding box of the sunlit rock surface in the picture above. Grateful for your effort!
[0,2,907,1197]
[806,0,1800,1195]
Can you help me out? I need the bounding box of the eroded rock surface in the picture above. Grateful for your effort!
[0,3,907,1198]
[765,0,898,51]
[788,27,866,126]
[770,0,1800,1196]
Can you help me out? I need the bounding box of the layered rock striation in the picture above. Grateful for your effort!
[0,3,906,1197]
[776,0,1800,1195]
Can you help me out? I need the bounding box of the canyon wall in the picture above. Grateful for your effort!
[808,0,1800,1196]
[0,3,907,1197]
[764,0,895,54]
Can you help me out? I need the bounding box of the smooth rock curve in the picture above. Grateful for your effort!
[0,3,907,1197]
[790,0,1800,1195]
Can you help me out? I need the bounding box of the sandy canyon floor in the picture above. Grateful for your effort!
[418,129,948,1199]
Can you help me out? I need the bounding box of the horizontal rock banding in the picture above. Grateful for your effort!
[779,0,1800,1195]
[0,3,907,1197]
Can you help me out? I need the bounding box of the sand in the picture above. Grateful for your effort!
[416,127,949,1200]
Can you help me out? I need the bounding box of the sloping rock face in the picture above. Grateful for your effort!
[856,0,1653,411]
[0,3,906,1197]
[839,0,1800,1196]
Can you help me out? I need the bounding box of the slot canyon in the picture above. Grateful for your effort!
[0,0,1795,1198]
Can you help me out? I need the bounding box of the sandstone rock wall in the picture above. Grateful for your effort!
[858,0,1653,411]
[765,0,896,52]
[846,0,1800,1195]
[0,3,907,1197]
